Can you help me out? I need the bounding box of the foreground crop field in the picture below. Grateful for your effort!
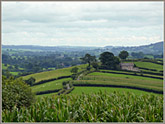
[2,91,163,122]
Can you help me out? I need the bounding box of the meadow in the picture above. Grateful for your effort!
[31,78,72,93]
[23,64,87,83]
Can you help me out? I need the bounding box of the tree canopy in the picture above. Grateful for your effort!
[80,53,96,67]
[119,50,129,60]
[99,52,120,69]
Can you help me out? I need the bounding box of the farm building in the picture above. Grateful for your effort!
[120,63,140,72]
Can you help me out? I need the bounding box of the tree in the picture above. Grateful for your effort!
[131,52,144,59]
[119,50,129,60]
[71,67,79,74]
[2,75,35,110]
[25,77,36,86]
[99,52,120,69]
[91,62,99,70]
[80,53,96,67]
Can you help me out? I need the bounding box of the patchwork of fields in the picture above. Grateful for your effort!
[2,59,163,122]
[24,60,163,97]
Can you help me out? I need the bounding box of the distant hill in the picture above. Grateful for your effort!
[107,41,163,55]
[2,41,163,55]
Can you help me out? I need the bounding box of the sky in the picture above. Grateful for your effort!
[2,1,164,47]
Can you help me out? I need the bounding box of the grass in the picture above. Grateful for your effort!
[36,92,58,98]
[10,72,19,76]
[71,87,162,96]
[100,69,163,78]
[31,78,72,93]
[89,72,162,81]
[23,64,87,83]
[133,62,163,72]
[73,72,163,91]
[2,91,163,122]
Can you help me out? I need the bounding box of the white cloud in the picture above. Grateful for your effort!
[2,1,164,47]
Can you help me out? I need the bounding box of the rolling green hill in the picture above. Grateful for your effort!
[23,64,87,83]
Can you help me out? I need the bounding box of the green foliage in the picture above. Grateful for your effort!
[80,53,96,67]
[86,66,91,70]
[71,67,79,74]
[119,50,129,60]
[91,62,99,70]
[2,92,163,122]
[25,77,36,86]
[2,75,35,110]
[99,52,120,69]
[131,52,144,59]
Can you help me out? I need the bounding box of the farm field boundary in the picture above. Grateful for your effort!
[73,84,163,94]
[99,70,163,80]
[32,75,71,86]
[36,88,61,95]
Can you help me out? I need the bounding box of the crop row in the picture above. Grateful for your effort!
[2,91,163,122]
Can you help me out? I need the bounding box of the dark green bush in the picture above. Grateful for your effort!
[2,75,35,110]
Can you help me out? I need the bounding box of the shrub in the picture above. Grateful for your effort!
[2,75,35,110]
[25,77,36,86]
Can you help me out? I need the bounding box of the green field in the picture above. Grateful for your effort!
[88,72,162,81]
[73,72,162,91]
[3,91,163,122]
[133,62,163,71]
[71,87,162,96]
[32,78,72,93]
[100,69,163,78]
[23,64,87,83]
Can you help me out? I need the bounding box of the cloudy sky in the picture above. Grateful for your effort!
[2,1,164,47]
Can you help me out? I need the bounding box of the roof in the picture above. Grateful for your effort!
[120,63,134,66]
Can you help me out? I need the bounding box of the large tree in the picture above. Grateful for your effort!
[119,50,129,60]
[80,53,96,67]
[99,52,120,69]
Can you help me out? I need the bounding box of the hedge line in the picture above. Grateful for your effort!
[57,89,66,95]
[124,59,163,65]
[138,67,157,71]
[73,84,163,94]
[99,71,163,80]
[32,75,71,86]
[36,89,61,95]
[64,87,75,95]
[141,71,163,76]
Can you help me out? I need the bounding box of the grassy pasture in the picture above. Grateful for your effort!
[100,69,163,78]
[73,72,163,91]
[31,78,72,93]
[23,64,87,83]
[71,87,162,96]
[89,72,162,81]
[133,62,163,72]
[36,92,58,98]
